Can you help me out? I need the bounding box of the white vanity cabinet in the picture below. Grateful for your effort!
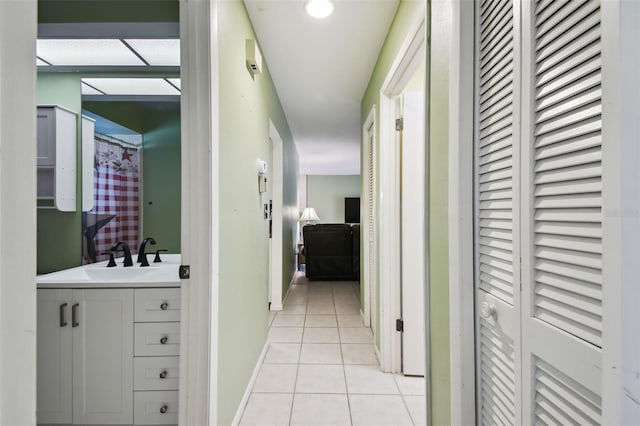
[37,289,134,425]
[37,286,180,426]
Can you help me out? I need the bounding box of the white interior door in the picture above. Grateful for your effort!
[474,0,603,423]
[474,0,521,421]
[400,91,426,376]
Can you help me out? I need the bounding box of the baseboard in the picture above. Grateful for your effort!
[230,339,270,426]
[270,303,283,311]
[280,271,297,306]
[375,344,383,369]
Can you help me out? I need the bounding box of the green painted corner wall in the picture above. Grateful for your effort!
[216,2,298,424]
[36,74,83,274]
[428,1,452,425]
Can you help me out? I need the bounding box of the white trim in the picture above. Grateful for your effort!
[378,8,426,374]
[230,339,271,426]
[178,1,218,424]
[269,120,284,311]
[448,1,476,425]
[361,105,376,329]
[0,2,38,423]
[601,1,640,424]
[278,272,298,309]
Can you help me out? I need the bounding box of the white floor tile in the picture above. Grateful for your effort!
[337,314,365,327]
[308,294,334,303]
[279,304,307,315]
[339,327,373,343]
[299,343,343,364]
[264,343,301,364]
[305,314,337,328]
[239,393,293,426]
[349,394,413,426]
[252,364,298,393]
[284,295,308,306]
[404,395,427,425]
[335,303,360,315]
[344,365,399,394]
[306,302,336,315]
[341,344,379,365]
[303,327,340,343]
[290,394,351,426]
[267,311,276,327]
[394,374,426,395]
[268,327,303,343]
[295,364,346,394]
[272,314,305,327]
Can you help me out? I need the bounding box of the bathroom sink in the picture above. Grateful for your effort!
[84,266,162,281]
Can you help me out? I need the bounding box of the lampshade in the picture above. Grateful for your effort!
[300,207,320,222]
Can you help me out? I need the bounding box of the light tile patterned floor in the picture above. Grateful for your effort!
[239,273,426,426]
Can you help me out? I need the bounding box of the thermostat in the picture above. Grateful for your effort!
[257,159,268,175]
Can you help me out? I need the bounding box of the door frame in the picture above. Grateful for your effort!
[269,120,284,311]
[378,8,427,373]
[361,106,376,330]
[178,0,219,423]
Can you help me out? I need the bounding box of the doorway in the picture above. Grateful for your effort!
[378,10,428,377]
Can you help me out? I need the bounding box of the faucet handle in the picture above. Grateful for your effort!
[154,249,169,263]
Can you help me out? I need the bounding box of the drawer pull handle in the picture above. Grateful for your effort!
[160,336,168,345]
[72,303,80,327]
[160,302,169,310]
[160,404,168,414]
[159,370,168,379]
[59,303,68,327]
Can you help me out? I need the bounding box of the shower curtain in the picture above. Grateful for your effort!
[84,136,140,263]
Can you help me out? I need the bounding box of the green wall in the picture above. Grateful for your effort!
[360,0,451,424]
[36,74,83,274]
[428,1,451,425]
[216,2,298,424]
[307,175,361,223]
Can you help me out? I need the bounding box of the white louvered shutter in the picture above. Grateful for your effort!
[474,0,521,423]
[520,0,602,423]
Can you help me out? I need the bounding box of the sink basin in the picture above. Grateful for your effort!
[37,255,181,287]
[84,266,162,281]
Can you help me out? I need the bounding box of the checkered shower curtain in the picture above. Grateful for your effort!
[88,137,140,262]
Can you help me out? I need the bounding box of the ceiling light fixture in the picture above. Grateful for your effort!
[304,0,334,18]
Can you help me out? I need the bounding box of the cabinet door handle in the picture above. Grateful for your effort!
[160,336,168,344]
[160,404,168,414]
[160,302,169,311]
[59,303,68,327]
[72,303,80,327]
[159,370,168,379]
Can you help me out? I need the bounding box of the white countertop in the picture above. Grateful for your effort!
[37,254,181,288]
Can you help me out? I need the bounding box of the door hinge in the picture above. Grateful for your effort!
[396,319,404,332]
[179,264,190,279]
[395,118,404,131]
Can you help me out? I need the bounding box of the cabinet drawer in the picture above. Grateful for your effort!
[135,288,181,322]
[135,323,180,356]
[134,391,178,425]
[134,357,179,391]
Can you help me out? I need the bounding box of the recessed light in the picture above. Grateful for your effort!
[304,0,334,18]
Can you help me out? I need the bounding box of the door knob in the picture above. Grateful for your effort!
[160,336,168,344]
[160,302,169,310]
[480,301,496,319]
[160,404,168,414]
[159,370,168,379]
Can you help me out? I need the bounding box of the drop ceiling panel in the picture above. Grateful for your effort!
[167,78,181,90]
[81,83,103,95]
[37,39,145,66]
[124,39,180,66]
[82,78,180,96]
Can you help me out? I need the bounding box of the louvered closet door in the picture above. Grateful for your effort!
[520,0,603,423]
[474,0,522,423]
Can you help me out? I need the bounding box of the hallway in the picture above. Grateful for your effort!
[238,273,426,425]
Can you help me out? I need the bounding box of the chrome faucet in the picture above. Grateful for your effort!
[137,237,156,266]
[111,242,133,267]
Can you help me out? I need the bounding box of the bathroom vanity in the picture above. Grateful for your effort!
[36,256,181,426]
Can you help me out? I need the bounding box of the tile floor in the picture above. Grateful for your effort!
[238,273,426,426]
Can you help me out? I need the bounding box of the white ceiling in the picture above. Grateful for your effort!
[244,0,399,175]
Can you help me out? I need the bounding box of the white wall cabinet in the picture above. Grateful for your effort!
[37,105,77,212]
[37,287,180,426]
